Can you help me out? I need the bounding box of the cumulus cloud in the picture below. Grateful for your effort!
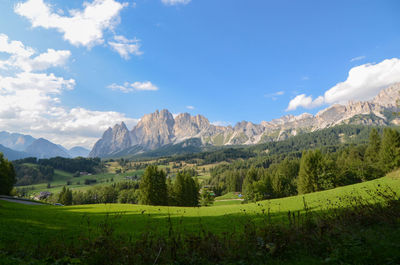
[0,33,71,72]
[161,0,191,5]
[0,33,34,57]
[15,0,128,48]
[186,105,194,110]
[0,34,138,148]
[108,35,142,59]
[286,94,323,111]
[108,81,159,92]
[286,58,400,111]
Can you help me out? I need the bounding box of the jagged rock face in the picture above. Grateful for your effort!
[372,83,400,108]
[173,113,206,140]
[89,122,131,157]
[131,109,175,149]
[90,83,400,158]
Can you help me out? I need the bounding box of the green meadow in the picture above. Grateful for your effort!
[16,163,144,195]
[2,170,399,244]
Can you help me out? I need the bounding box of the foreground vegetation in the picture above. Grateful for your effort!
[1,171,400,264]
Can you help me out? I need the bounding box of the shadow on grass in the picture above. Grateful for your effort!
[1,186,400,264]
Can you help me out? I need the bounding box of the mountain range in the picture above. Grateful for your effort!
[0,131,90,160]
[89,83,400,158]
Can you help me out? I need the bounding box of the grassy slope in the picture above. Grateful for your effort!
[16,163,144,195]
[1,170,400,250]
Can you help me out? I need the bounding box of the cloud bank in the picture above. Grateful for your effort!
[0,33,137,148]
[15,0,142,59]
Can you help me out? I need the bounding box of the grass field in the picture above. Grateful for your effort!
[15,164,144,196]
[2,170,400,238]
[1,170,400,264]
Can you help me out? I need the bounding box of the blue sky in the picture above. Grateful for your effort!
[0,0,399,148]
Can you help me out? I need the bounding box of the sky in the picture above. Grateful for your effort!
[0,0,400,149]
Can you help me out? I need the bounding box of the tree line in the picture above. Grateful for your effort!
[10,157,104,186]
[49,166,201,207]
[13,156,103,174]
[207,127,399,201]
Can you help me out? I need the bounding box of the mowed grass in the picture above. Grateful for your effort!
[2,170,400,250]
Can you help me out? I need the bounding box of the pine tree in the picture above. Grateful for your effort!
[0,153,16,195]
[173,171,199,206]
[242,167,259,201]
[365,128,381,163]
[139,165,168,206]
[298,150,324,194]
[379,128,400,173]
[58,186,72,205]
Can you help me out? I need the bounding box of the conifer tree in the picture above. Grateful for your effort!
[173,171,199,206]
[58,186,73,205]
[0,153,16,195]
[298,149,324,194]
[139,165,168,205]
[365,128,381,164]
[379,128,400,173]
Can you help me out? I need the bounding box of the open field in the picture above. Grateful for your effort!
[2,170,400,238]
[1,170,400,264]
[15,163,144,196]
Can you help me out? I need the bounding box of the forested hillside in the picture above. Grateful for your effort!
[206,127,398,201]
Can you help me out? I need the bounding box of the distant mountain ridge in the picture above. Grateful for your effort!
[0,132,89,160]
[25,138,71,159]
[90,83,400,158]
[0,131,35,151]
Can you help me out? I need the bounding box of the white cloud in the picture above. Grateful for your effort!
[161,0,191,5]
[0,33,34,57]
[109,81,159,92]
[286,58,400,111]
[286,94,323,111]
[264,90,285,100]
[0,33,71,72]
[350,55,366,62]
[186,105,194,110]
[15,0,128,48]
[0,34,138,149]
[27,49,71,71]
[108,35,142,59]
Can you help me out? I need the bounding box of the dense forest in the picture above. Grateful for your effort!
[206,127,398,201]
[161,125,382,165]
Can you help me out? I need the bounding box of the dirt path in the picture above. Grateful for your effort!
[215,199,244,202]
[0,197,44,205]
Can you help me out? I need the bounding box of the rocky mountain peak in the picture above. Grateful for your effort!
[131,109,175,149]
[90,83,400,158]
[89,122,131,157]
[372,83,400,108]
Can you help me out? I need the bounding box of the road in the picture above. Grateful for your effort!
[0,197,44,205]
